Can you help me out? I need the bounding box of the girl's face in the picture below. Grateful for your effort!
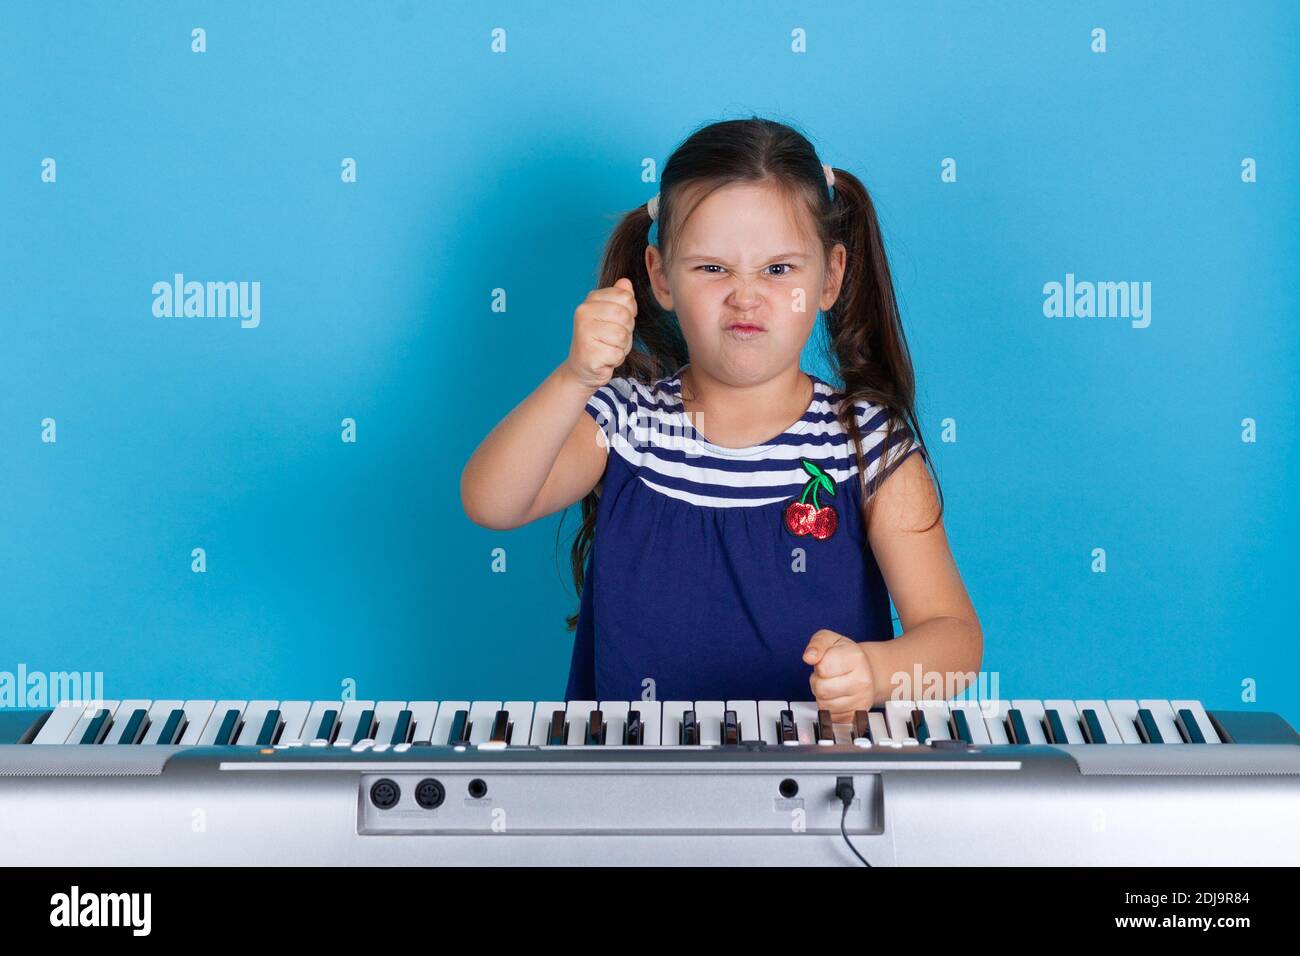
[646,181,846,387]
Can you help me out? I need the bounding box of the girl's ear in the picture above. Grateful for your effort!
[645,244,674,312]
[820,242,848,311]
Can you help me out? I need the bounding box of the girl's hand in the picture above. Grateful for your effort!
[564,277,637,390]
[803,628,878,721]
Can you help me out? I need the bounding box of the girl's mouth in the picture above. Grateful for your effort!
[727,323,765,339]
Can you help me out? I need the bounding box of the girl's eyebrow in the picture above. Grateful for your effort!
[679,251,812,263]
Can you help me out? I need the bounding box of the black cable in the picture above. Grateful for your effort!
[836,777,871,866]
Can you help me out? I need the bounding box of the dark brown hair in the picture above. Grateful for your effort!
[562,116,942,630]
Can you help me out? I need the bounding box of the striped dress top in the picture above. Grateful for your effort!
[566,364,922,703]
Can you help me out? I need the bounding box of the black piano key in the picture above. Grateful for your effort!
[352,708,376,744]
[213,708,242,746]
[256,709,283,746]
[1176,708,1206,744]
[585,709,605,746]
[853,710,872,742]
[778,709,798,744]
[910,707,929,745]
[1044,709,1068,745]
[157,708,187,745]
[680,709,699,746]
[816,709,835,744]
[1081,709,1108,744]
[1136,708,1164,744]
[950,709,972,743]
[79,709,112,745]
[722,709,740,746]
[624,709,643,745]
[546,709,566,746]
[487,709,511,746]
[447,709,470,745]
[116,708,149,745]
[316,709,340,743]
[1006,708,1030,745]
[389,709,414,746]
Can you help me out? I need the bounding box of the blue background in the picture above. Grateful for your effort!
[1,1,1296,725]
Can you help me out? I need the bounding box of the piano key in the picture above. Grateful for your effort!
[1075,700,1124,744]
[789,702,820,745]
[467,702,502,745]
[546,709,566,746]
[694,701,725,746]
[406,701,440,744]
[633,700,661,745]
[852,710,872,744]
[103,700,152,746]
[328,700,377,747]
[480,709,511,750]
[1042,699,1087,744]
[868,711,894,746]
[680,709,700,746]
[1135,708,1165,744]
[884,700,919,745]
[70,701,121,746]
[429,701,471,746]
[528,701,566,745]
[213,708,244,746]
[151,708,186,745]
[32,701,95,744]
[501,701,535,746]
[255,709,284,746]
[232,701,279,745]
[816,709,836,746]
[659,702,692,748]
[370,702,408,745]
[313,708,341,745]
[1104,700,1145,744]
[266,701,311,745]
[388,710,414,746]
[722,709,740,746]
[1009,700,1049,744]
[726,700,761,744]
[80,709,113,745]
[909,707,929,745]
[1080,708,1108,744]
[1138,699,1184,745]
[979,700,1013,745]
[448,709,471,745]
[623,709,643,745]
[135,700,181,745]
[597,701,629,746]
[584,709,606,746]
[293,702,339,745]
[197,701,246,745]
[919,700,953,741]
[1174,708,1205,744]
[948,701,993,745]
[564,701,596,746]
[1170,699,1221,744]
[172,701,216,745]
[758,701,789,746]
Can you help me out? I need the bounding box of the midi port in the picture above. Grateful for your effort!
[415,777,445,810]
[369,778,401,810]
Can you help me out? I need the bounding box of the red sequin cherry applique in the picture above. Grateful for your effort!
[783,459,838,541]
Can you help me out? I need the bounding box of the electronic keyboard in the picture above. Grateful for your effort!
[1,697,1297,866]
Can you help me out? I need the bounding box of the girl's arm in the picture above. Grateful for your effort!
[460,278,638,531]
[862,452,983,702]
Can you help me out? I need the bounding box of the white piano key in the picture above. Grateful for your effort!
[1138,699,1185,745]
[597,701,628,746]
[330,700,377,746]
[68,700,121,745]
[270,700,312,745]
[501,701,534,746]
[197,701,247,745]
[175,701,217,745]
[1104,699,1144,744]
[232,701,280,745]
[138,700,184,745]
[884,699,919,745]
[1042,699,1087,744]
[757,701,788,745]
[32,700,96,744]
[427,700,469,746]
[529,701,566,745]
[919,700,953,741]
[370,701,409,745]
[467,701,503,745]
[407,701,440,744]
[629,699,661,746]
[694,701,725,746]
[789,701,820,745]
[980,700,1013,745]
[564,700,597,746]
[1010,700,1049,745]
[1074,699,1124,744]
[868,711,894,745]
[948,700,993,744]
[659,701,691,747]
[726,700,761,743]
[1170,699,1222,744]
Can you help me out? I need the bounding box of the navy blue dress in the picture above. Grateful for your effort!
[566,366,920,702]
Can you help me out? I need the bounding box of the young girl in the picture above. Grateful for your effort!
[462,118,981,721]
